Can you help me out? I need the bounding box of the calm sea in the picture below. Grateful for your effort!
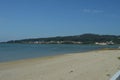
[0,43,119,62]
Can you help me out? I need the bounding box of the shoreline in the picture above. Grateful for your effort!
[0,48,118,63]
[0,48,101,63]
[0,49,120,80]
[0,43,119,63]
[0,49,107,63]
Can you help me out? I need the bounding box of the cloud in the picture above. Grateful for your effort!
[83,9,91,13]
[92,10,104,13]
[82,9,104,14]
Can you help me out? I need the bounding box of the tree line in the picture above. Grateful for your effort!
[6,33,120,44]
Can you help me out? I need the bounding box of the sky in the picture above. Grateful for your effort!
[0,0,120,41]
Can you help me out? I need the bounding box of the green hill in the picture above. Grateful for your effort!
[6,33,120,44]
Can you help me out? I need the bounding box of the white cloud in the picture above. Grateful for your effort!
[82,9,104,14]
[83,9,91,13]
[93,10,104,13]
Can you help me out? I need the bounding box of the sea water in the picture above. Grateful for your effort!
[0,43,119,62]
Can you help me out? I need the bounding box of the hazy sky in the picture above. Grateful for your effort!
[0,0,120,41]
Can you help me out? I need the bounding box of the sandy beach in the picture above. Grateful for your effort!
[0,50,120,80]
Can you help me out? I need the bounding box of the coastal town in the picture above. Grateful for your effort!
[14,40,115,45]
[6,34,120,45]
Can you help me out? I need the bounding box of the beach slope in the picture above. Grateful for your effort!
[0,50,120,80]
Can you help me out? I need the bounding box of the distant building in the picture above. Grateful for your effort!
[95,41,114,45]
[95,42,107,45]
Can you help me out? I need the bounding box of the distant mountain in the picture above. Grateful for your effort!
[6,33,120,44]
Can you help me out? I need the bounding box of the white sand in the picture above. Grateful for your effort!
[0,50,120,80]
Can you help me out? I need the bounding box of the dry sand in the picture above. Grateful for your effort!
[0,50,120,80]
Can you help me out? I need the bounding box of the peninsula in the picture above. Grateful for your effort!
[6,33,120,45]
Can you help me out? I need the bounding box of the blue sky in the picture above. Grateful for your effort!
[0,0,120,41]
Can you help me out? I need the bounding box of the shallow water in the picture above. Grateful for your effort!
[0,43,119,62]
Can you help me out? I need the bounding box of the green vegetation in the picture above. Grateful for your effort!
[6,33,120,44]
[106,74,111,77]
[118,57,120,60]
